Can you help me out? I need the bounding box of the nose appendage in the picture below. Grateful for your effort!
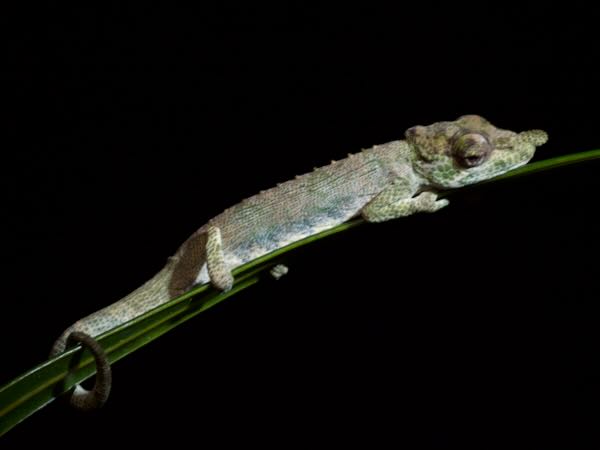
[518,129,548,147]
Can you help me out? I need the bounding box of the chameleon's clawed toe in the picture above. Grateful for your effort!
[211,273,234,291]
[270,264,289,280]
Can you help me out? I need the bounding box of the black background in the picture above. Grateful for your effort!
[3,4,600,447]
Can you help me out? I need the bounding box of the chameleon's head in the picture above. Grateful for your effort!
[405,115,548,188]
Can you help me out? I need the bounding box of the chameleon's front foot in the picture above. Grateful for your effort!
[362,190,449,223]
[414,192,449,213]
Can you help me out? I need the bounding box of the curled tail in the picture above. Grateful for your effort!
[51,331,113,410]
[50,262,175,410]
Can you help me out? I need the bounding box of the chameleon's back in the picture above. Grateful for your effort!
[215,141,410,253]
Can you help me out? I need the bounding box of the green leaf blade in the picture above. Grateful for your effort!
[1,148,598,436]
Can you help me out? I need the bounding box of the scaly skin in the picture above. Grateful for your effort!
[50,115,548,410]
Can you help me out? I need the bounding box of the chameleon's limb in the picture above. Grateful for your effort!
[270,264,289,280]
[361,178,449,223]
[206,225,234,291]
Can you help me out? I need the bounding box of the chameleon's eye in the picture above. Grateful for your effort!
[452,132,491,168]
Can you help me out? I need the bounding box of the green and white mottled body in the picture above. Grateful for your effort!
[50,115,548,409]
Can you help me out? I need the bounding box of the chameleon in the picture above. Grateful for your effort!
[50,114,548,410]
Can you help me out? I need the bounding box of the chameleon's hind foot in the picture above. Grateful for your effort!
[206,225,234,291]
[270,264,289,280]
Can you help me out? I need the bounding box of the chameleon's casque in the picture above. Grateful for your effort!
[50,115,548,410]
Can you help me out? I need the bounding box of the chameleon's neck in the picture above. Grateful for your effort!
[51,262,175,355]
[369,139,429,189]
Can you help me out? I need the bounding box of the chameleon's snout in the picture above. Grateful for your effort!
[517,129,548,147]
